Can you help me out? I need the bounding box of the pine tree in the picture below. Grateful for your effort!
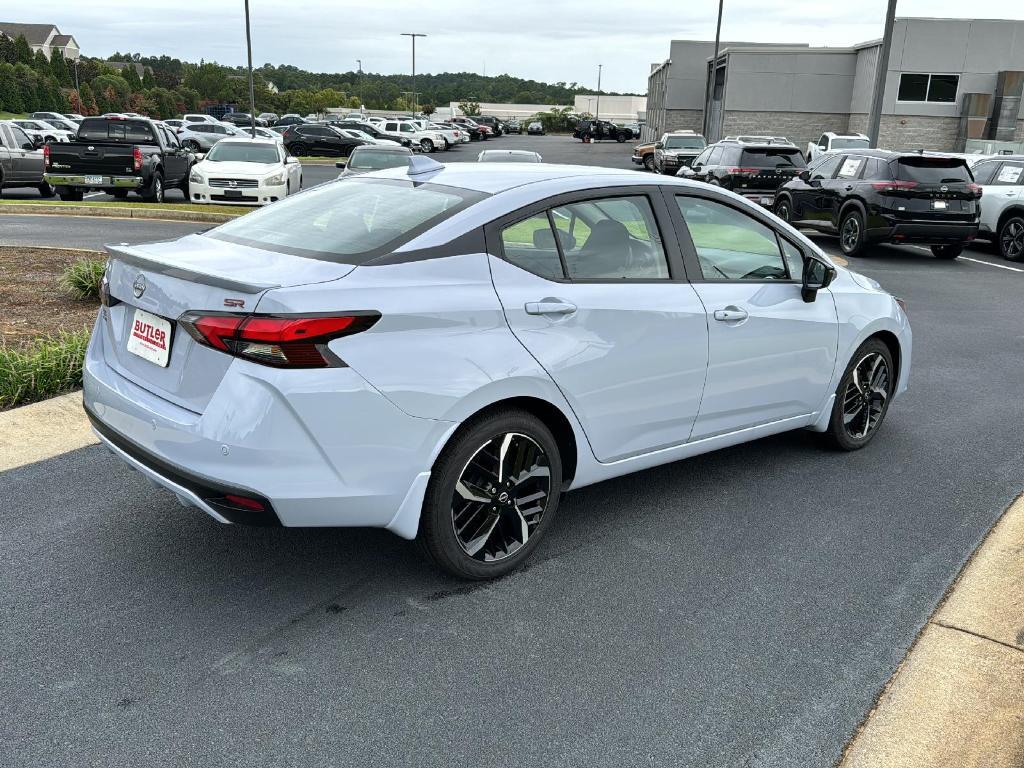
[0,63,24,112]
[50,49,71,86]
[13,34,32,65]
[142,68,156,89]
[32,48,50,75]
[0,34,16,65]
[14,64,39,112]
[123,63,143,92]
[79,81,97,115]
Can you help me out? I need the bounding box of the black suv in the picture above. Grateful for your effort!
[220,112,268,128]
[681,138,806,207]
[774,150,981,259]
[573,119,633,143]
[281,124,368,157]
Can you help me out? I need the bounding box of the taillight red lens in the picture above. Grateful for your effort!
[179,312,379,368]
[132,146,143,171]
[726,167,760,174]
[967,182,982,197]
[871,180,918,192]
[43,143,51,168]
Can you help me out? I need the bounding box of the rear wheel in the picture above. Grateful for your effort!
[418,410,563,580]
[823,338,895,451]
[288,142,306,156]
[931,244,962,260]
[142,172,164,203]
[774,197,793,224]
[38,180,55,198]
[998,215,1024,261]
[839,209,866,257]
[616,132,627,142]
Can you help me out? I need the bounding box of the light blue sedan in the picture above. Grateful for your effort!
[83,158,911,579]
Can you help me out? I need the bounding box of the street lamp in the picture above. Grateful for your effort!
[243,0,257,138]
[400,32,427,116]
[595,64,602,121]
[356,59,363,109]
[867,0,898,147]
[703,0,724,139]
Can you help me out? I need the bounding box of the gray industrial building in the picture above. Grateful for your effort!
[644,17,1024,153]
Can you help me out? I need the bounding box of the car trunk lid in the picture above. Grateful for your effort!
[881,156,980,220]
[100,235,355,413]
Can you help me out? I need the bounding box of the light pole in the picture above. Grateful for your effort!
[595,64,602,121]
[867,0,898,147]
[356,59,363,110]
[401,33,426,116]
[243,0,257,138]
[703,0,724,139]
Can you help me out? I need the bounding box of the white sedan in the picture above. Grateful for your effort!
[187,138,302,206]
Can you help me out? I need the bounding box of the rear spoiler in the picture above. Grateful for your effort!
[105,243,281,294]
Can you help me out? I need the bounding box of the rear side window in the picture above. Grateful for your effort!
[837,156,864,179]
[501,212,565,280]
[77,119,156,143]
[970,161,999,186]
[739,148,806,169]
[206,178,486,264]
[896,157,972,183]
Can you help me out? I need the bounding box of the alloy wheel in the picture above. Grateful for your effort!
[841,215,860,253]
[841,352,890,439]
[450,432,551,563]
[1000,219,1024,260]
[775,200,791,223]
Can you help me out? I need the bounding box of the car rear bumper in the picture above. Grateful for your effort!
[45,174,143,188]
[868,219,979,244]
[82,316,455,537]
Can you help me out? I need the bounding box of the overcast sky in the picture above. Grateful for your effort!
[19,1,1024,93]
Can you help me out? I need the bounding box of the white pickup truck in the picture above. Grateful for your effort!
[806,132,871,162]
[371,118,448,153]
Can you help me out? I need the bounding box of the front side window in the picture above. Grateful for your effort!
[898,73,959,103]
[993,162,1024,186]
[811,154,843,180]
[9,125,32,148]
[549,196,669,280]
[206,178,485,264]
[676,196,789,281]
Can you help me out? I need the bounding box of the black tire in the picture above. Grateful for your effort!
[59,189,84,202]
[142,172,164,203]
[288,142,306,156]
[110,189,129,199]
[643,154,655,172]
[418,409,563,580]
[774,196,793,224]
[616,132,627,143]
[931,244,962,260]
[839,208,867,257]
[183,140,201,152]
[823,338,895,451]
[38,180,55,198]
[998,215,1024,261]
[420,138,434,153]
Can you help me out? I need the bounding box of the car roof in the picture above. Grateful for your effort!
[351,144,412,153]
[364,162,643,193]
[823,132,869,138]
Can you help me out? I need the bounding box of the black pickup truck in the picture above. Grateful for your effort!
[44,116,193,202]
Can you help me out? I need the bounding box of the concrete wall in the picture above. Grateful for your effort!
[847,113,961,150]
[722,110,852,153]
[722,49,857,114]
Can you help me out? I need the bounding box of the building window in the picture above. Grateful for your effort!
[897,73,959,103]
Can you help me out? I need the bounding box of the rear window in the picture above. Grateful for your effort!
[77,118,156,143]
[205,178,486,264]
[896,157,972,183]
[831,137,870,150]
[664,136,706,150]
[739,148,806,169]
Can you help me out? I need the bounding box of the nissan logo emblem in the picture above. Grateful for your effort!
[940,185,948,193]
[229,180,238,188]
[132,274,147,298]
[498,491,510,503]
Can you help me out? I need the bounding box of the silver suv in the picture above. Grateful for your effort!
[971,155,1024,261]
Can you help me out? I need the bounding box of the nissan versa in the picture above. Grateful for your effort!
[84,159,912,579]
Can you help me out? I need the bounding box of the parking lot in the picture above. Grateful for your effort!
[3,134,1023,767]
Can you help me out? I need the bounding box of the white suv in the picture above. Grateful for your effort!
[377,119,447,153]
[971,155,1024,261]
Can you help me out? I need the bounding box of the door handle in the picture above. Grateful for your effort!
[525,299,577,316]
[713,307,748,322]
[844,185,854,191]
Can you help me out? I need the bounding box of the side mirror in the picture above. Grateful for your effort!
[654,141,664,149]
[285,156,299,165]
[335,161,346,169]
[802,257,837,303]
[21,142,35,150]
[32,136,44,149]
[799,170,810,181]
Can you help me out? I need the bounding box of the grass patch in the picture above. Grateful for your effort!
[298,156,346,164]
[0,329,91,409]
[61,258,106,300]
[0,199,254,216]
[0,111,28,120]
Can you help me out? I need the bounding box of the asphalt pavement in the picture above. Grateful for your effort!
[3,135,1024,767]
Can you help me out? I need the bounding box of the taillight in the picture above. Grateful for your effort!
[967,182,982,198]
[132,146,143,171]
[178,312,380,368]
[871,180,918,192]
[43,143,51,168]
[726,167,760,174]
[98,264,120,307]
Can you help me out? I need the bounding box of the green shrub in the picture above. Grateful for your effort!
[0,329,91,409]
[60,258,106,300]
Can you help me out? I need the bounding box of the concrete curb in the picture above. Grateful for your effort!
[0,204,239,224]
[0,391,96,472]
[840,495,1024,768]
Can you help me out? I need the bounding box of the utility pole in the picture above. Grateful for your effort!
[703,0,724,138]
[867,0,898,147]
[595,64,602,121]
[401,33,426,116]
[356,59,363,109]
[244,0,257,138]
[73,58,79,95]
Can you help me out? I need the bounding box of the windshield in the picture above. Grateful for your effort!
[739,148,806,169]
[348,150,410,170]
[206,178,486,263]
[664,136,706,150]
[205,143,280,163]
[832,137,870,149]
[896,157,972,183]
[77,118,157,143]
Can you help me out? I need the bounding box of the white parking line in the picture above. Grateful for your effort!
[83,192,105,199]
[959,256,1024,273]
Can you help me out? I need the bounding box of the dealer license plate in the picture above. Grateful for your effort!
[126,309,172,367]
[84,175,103,185]
[932,200,947,210]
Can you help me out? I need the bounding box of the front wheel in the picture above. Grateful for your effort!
[823,338,895,451]
[774,197,793,224]
[931,244,963,260]
[420,138,434,153]
[999,215,1024,261]
[616,132,627,143]
[418,410,563,580]
[643,154,655,172]
[839,209,867,257]
[183,140,201,152]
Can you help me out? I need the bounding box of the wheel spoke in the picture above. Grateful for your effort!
[455,480,490,504]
